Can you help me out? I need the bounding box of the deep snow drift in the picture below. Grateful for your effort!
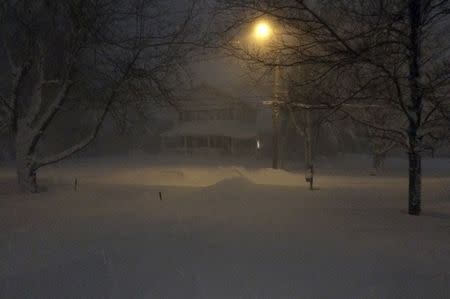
[0,155,449,298]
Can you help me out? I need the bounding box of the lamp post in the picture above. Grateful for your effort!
[253,21,282,169]
[254,21,316,188]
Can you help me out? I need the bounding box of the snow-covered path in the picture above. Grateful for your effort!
[0,157,449,298]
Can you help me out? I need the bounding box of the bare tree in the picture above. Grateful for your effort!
[216,0,450,215]
[0,0,200,192]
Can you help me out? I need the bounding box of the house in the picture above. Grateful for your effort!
[161,84,258,155]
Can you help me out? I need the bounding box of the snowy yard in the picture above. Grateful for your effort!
[0,155,449,298]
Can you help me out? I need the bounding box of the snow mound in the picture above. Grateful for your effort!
[207,176,254,189]
[37,165,305,188]
[240,167,304,186]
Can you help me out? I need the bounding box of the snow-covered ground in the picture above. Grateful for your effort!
[0,155,449,298]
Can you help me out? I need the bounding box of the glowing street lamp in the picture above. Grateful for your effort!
[252,20,314,187]
[253,20,282,169]
[254,21,273,41]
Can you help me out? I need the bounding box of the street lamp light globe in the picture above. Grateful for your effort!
[254,21,272,40]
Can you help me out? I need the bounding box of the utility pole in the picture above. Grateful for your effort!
[272,62,282,169]
[304,109,314,190]
[272,102,280,169]
[272,56,286,169]
[252,20,284,170]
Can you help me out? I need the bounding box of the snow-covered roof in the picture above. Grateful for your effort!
[161,120,257,139]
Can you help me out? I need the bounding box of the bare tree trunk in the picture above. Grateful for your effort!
[14,121,38,193]
[408,148,421,215]
[407,0,423,215]
[15,135,38,193]
[16,156,38,193]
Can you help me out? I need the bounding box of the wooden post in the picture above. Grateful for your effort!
[184,136,188,156]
